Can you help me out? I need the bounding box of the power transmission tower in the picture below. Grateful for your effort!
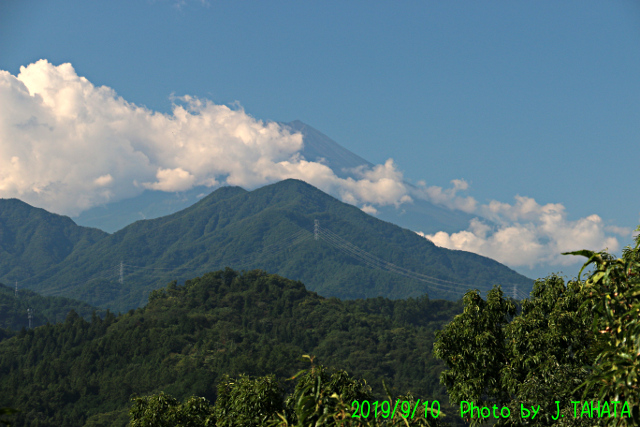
[15,281,18,299]
[513,283,517,300]
[119,261,124,285]
[27,308,33,329]
[314,219,319,241]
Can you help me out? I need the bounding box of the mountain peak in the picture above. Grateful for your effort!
[2,179,532,311]
[281,121,372,178]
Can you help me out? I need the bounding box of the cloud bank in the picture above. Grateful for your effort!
[1,60,628,271]
[0,60,413,216]
[420,196,630,268]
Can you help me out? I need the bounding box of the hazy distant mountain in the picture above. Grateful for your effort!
[284,120,478,234]
[284,120,374,177]
[72,185,211,234]
[2,180,532,312]
[74,121,475,234]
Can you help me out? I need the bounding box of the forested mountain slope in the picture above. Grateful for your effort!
[4,179,531,311]
[0,282,101,334]
[0,199,107,284]
[0,269,462,427]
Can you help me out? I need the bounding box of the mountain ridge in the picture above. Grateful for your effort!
[1,179,532,311]
[0,198,107,283]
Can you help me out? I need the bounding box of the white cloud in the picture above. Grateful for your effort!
[2,60,628,273]
[361,204,378,215]
[94,174,113,187]
[143,167,196,192]
[605,225,632,237]
[413,179,477,213]
[340,159,413,207]
[420,197,622,268]
[1,60,414,215]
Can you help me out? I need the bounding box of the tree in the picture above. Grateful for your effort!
[129,357,446,427]
[129,392,214,427]
[214,374,283,427]
[434,278,599,425]
[0,407,18,426]
[565,226,640,425]
[280,356,373,427]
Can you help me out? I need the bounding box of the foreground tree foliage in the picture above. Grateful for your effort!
[129,392,214,427]
[435,230,640,426]
[434,276,597,426]
[214,373,283,427]
[0,407,18,426]
[129,357,447,427]
[565,226,640,425]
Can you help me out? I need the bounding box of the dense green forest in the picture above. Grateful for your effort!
[122,232,640,427]
[0,180,531,312]
[0,198,107,283]
[0,239,638,426]
[0,282,100,337]
[0,268,462,427]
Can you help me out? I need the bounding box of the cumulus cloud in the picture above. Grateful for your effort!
[143,168,196,192]
[341,159,413,207]
[361,204,378,215]
[420,196,628,268]
[94,174,113,187]
[413,179,477,213]
[1,60,414,215]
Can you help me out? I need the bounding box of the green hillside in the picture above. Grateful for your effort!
[0,198,107,284]
[0,269,462,427]
[1,180,532,312]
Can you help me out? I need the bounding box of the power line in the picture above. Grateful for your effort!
[319,227,464,289]
[90,229,313,288]
[7,219,530,302]
[119,261,124,285]
[319,229,467,295]
[314,220,530,299]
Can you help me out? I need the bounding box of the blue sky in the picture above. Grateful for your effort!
[1,0,639,279]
